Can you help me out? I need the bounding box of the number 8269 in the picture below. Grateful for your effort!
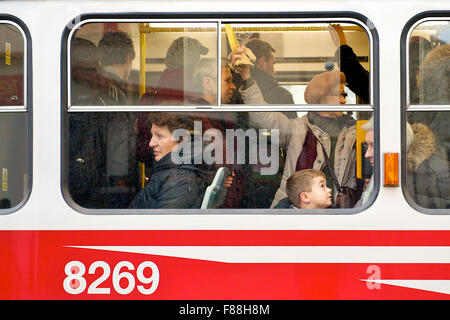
[63,260,159,295]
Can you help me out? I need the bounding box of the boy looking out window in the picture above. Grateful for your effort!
[286,169,332,209]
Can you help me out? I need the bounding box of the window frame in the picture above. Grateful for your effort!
[0,18,28,111]
[401,10,450,214]
[0,14,32,215]
[61,12,379,215]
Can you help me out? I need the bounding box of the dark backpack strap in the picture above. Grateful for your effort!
[315,135,343,192]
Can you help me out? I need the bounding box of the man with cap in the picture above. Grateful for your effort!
[139,36,209,105]
[249,71,361,208]
[155,36,209,104]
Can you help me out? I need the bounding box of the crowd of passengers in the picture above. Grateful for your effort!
[69,25,449,210]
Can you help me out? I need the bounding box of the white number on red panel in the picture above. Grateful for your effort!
[63,261,159,295]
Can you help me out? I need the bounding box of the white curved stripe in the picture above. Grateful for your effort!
[361,279,450,295]
[67,246,450,263]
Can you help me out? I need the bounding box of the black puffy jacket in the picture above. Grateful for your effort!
[130,151,212,209]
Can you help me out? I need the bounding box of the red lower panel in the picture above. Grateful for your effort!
[1,230,450,299]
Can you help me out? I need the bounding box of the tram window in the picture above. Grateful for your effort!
[405,19,450,210]
[0,21,29,212]
[64,19,374,212]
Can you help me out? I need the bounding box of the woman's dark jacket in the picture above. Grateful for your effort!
[130,151,213,209]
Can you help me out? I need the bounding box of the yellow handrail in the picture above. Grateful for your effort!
[139,25,364,33]
[225,24,240,52]
[356,120,369,179]
[139,23,147,189]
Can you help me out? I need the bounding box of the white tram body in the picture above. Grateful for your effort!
[0,0,449,300]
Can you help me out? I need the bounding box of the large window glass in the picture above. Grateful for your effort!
[0,20,29,211]
[64,17,374,212]
[405,18,450,210]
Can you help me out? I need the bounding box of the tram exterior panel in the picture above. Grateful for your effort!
[0,0,449,300]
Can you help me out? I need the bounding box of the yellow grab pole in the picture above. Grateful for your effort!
[139,24,147,189]
[139,25,146,97]
[225,24,240,52]
[356,120,368,179]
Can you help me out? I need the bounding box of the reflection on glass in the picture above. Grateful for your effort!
[409,20,450,104]
[0,23,24,107]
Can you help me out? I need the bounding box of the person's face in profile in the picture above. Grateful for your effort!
[365,130,374,167]
[259,52,276,76]
[302,176,332,208]
[149,124,179,161]
[221,67,236,104]
[322,83,347,105]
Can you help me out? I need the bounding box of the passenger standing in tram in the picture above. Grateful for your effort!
[190,52,266,106]
[328,24,434,107]
[328,24,369,103]
[68,37,105,208]
[70,38,102,105]
[97,31,138,208]
[97,31,135,105]
[408,35,432,105]
[188,47,268,208]
[403,44,450,209]
[155,36,209,105]
[243,39,297,118]
[414,44,450,162]
[249,71,362,208]
[130,113,213,209]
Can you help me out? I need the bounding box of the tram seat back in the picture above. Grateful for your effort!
[201,167,231,209]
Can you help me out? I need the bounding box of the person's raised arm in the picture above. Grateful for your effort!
[230,46,292,147]
[328,24,348,47]
[328,24,370,103]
